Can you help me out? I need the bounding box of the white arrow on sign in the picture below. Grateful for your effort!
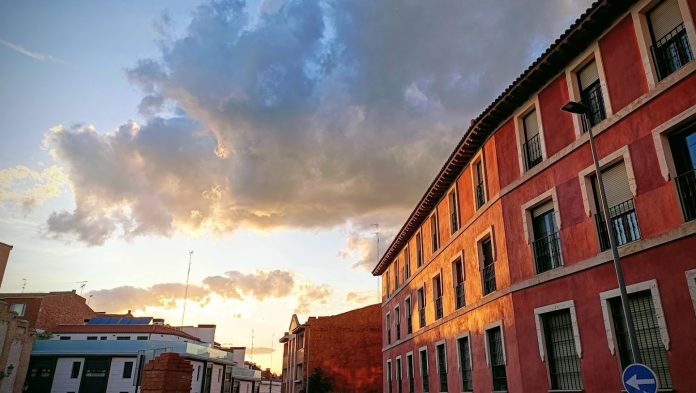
[626,374,656,391]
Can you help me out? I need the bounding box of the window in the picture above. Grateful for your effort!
[449,190,460,233]
[578,60,606,128]
[218,368,222,382]
[609,291,672,388]
[405,297,413,335]
[432,274,443,320]
[387,360,393,393]
[386,271,391,298]
[123,361,133,379]
[395,259,400,288]
[396,357,403,393]
[541,310,583,390]
[386,313,392,345]
[419,348,429,393]
[486,326,507,391]
[100,336,107,340]
[436,343,448,392]
[480,236,496,295]
[531,200,562,273]
[452,256,465,309]
[522,110,543,170]
[668,123,696,221]
[473,159,486,209]
[87,336,97,341]
[197,365,201,381]
[457,335,473,391]
[9,303,26,316]
[407,353,415,393]
[404,246,411,280]
[647,0,693,80]
[592,161,640,251]
[116,336,130,341]
[137,336,148,340]
[395,306,401,341]
[60,336,71,340]
[418,286,426,328]
[416,232,424,267]
[297,332,304,350]
[430,213,439,253]
[70,361,81,379]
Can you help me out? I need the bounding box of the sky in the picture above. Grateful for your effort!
[0,0,593,373]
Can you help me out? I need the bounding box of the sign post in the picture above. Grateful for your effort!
[622,363,658,393]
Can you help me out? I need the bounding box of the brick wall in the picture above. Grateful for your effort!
[0,243,11,288]
[306,304,382,393]
[140,353,193,393]
[0,292,96,331]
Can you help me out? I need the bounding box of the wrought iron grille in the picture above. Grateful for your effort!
[595,198,641,251]
[542,310,583,390]
[458,337,473,391]
[455,283,465,309]
[419,307,426,329]
[532,231,563,273]
[437,345,448,392]
[388,363,393,393]
[675,168,696,222]
[420,350,429,393]
[487,327,508,391]
[580,80,606,129]
[610,291,673,389]
[651,23,694,81]
[407,356,415,393]
[387,326,391,345]
[434,297,443,320]
[482,263,496,295]
[475,182,486,209]
[523,133,543,170]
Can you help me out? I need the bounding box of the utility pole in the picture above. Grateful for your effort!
[21,278,26,293]
[181,250,193,326]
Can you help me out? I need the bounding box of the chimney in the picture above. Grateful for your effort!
[153,318,165,325]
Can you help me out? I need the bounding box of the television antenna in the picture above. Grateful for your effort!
[75,281,88,295]
[180,250,193,326]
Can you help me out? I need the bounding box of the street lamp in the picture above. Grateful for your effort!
[561,101,642,365]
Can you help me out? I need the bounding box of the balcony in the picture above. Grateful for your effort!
[523,133,543,170]
[595,198,641,251]
[475,182,486,209]
[580,80,606,129]
[651,23,694,81]
[455,283,465,309]
[419,308,426,328]
[676,169,696,222]
[434,297,443,320]
[532,231,563,273]
[482,263,496,295]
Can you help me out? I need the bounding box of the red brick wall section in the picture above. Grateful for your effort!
[36,293,96,330]
[306,304,382,393]
[0,243,11,287]
[140,353,193,393]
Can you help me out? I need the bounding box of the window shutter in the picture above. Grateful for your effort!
[578,60,599,90]
[649,0,683,40]
[532,200,555,218]
[596,161,633,208]
[523,110,540,139]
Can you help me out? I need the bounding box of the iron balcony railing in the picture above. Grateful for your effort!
[675,169,696,222]
[482,263,496,295]
[532,231,563,274]
[595,198,641,251]
[580,80,606,130]
[523,133,543,170]
[434,296,443,320]
[455,282,465,309]
[439,369,448,392]
[651,23,694,81]
[475,182,486,209]
[419,307,426,328]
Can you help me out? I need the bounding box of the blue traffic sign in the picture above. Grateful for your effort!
[622,363,658,393]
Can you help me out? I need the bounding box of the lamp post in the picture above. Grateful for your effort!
[561,101,642,365]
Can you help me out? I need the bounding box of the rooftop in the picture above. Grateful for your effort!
[52,324,203,342]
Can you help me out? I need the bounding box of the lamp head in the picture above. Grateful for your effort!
[561,101,589,114]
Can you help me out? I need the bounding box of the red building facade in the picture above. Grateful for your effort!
[279,304,382,393]
[373,0,696,392]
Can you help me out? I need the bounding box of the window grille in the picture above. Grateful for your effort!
[487,327,507,391]
[542,310,583,390]
[458,336,473,391]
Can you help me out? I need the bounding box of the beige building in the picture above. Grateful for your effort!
[0,301,34,393]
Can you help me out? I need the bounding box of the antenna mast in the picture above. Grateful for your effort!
[21,278,26,293]
[372,224,380,302]
[181,250,193,326]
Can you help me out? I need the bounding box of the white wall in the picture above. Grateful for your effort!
[209,364,223,393]
[239,380,254,393]
[50,357,83,393]
[52,332,198,343]
[189,360,204,393]
[105,357,136,393]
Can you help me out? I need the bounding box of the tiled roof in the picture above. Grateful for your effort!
[51,324,203,342]
[372,0,636,275]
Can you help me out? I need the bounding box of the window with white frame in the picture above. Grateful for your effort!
[416,232,424,267]
[522,109,543,170]
[405,297,413,335]
[396,357,403,393]
[404,245,411,280]
[485,324,507,391]
[529,200,562,273]
[535,304,583,390]
[432,274,443,320]
[395,258,400,289]
[473,158,487,209]
[386,312,392,345]
[407,353,415,393]
[449,189,460,234]
[435,342,448,392]
[430,212,440,253]
[387,359,393,393]
[646,0,694,81]
[577,59,607,128]
[395,305,401,341]
[419,348,429,393]
[457,334,473,392]
[9,303,26,316]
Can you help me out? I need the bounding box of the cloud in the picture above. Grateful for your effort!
[203,270,295,300]
[295,283,333,314]
[0,37,64,63]
[40,0,592,245]
[345,290,378,305]
[88,283,209,312]
[0,165,69,212]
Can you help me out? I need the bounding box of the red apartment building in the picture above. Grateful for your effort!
[0,291,96,330]
[279,304,382,393]
[373,0,696,392]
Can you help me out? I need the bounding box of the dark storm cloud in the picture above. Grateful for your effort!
[42,0,592,245]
